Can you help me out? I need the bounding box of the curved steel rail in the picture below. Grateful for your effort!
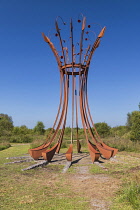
[29,17,118,164]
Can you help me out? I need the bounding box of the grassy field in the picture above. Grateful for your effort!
[0,144,140,210]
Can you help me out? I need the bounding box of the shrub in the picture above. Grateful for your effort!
[0,142,11,151]
[10,134,33,143]
[103,138,140,152]
[33,121,45,135]
[94,122,111,138]
[30,137,46,149]
[110,126,130,138]
[130,112,140,141]
[0,136,11,143]
[61,141,68,148]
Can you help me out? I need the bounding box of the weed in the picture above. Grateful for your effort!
[112,181,140,210]
[89,164,106,174]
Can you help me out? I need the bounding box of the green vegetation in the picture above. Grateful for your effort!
[0,105,140,153]
[94,122,111,137]
[0,144,89,210]
[0,144,140,209]
[0,114,13,143]
[0,142,11,151]
[0,104,139,151]
[0,105,139,209]
[129,111,140,141]
[112,179,140,210]
[103,138,140,152]
[29,137,46,149]
[33,121,45,135]
[114,181,140,209]
[110,125,130,139]
[89,164,106,174]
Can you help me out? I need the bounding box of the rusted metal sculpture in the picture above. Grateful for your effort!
[29,16,118,163]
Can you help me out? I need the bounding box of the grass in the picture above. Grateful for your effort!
[89,164,107,174]
[0,143,140,209]
[1,175,88,210]
[120,182,140,209]
[0,144,89,210]
[104,138,140,153]
[112,180,140,210]
[105,152,140,210]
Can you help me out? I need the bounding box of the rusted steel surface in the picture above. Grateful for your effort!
[65,144,73,161]
[42,33,62,69]
[28,16,118,165]
[96,143,114,159]
[101,142,118,156]
[88,141,100,162]
[28,142,50,160]
[98,27,106,38]
[77,139,81,153]
[42,143,59,162]
[55,141,62,154]
[61,64,86,70]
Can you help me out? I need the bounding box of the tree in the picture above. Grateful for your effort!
[129,111,140,141]
[110,126,130,138]
[0,114,13,124]
[12,125,31,135]
[94,122,111,138]
[65,127,71,135]
[0,114,13,137]
[126,112,133,127]
[33,121,45,135]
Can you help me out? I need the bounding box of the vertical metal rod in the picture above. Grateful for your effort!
[70,19,74,144]
[75,76,79,147]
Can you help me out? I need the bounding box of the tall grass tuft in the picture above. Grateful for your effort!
[29,136,46,149]
[103,138,140,152]
[114,180,140,209]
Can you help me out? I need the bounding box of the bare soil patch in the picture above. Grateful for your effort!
[3,148,140,210]
[44,153,120,210]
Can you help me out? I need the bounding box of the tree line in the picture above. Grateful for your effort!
[0,105,140,145]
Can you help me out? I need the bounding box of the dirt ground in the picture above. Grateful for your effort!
[6,151,140,210]
[44,153,121,210]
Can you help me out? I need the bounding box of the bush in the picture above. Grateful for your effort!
[10,134,33,143]
[0,114,13,137]
[130,111,140,141]
[94,122,111,138]
[34,121,45,135]
[61,141,68,148]
[110,126,130,138]
[103,138,140,152]
[0,142,11,151]
[0,136,11,143]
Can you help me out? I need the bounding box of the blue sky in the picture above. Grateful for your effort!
[0,0,140,128]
